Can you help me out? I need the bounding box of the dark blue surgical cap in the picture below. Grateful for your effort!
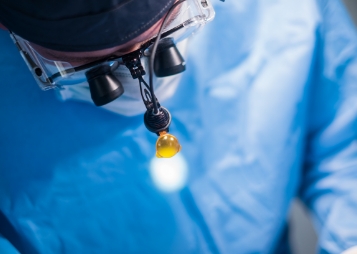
[0,0,175,51]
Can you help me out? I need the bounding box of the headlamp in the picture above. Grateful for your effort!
[10,0,216,158]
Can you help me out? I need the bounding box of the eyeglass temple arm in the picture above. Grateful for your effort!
[9,32,56,89]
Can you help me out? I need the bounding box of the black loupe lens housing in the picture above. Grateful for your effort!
[85,63,124,106]
[154,37,186,77]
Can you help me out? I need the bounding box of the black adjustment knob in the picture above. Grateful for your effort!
[144,107,171,134]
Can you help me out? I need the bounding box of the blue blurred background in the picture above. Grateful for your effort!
[289,2,357,253]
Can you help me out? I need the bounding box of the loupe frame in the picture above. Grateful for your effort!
[9,0,215,90]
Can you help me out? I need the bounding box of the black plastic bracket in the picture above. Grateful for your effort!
[122,51,146,79]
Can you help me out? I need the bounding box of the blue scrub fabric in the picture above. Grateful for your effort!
[1,0,357,253]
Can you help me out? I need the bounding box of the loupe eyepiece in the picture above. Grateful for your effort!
[154,38,186,77]
[85,62,124,106]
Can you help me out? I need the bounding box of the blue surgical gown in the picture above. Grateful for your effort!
[1,0,357,253]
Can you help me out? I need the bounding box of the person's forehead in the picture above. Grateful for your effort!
[0,0,176,52]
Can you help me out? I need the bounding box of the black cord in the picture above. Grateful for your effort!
[138,77,146,103]
[149,0,186,114]
[139,76,151,91]
[138,76,152,105]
